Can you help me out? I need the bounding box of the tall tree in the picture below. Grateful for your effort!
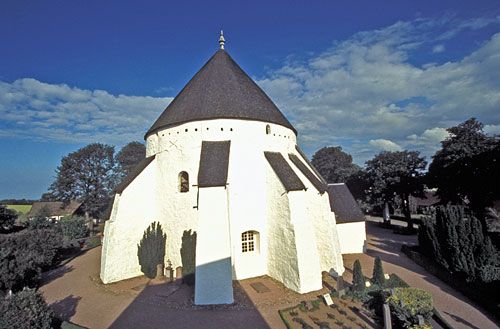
[311,146,361,183]
[49,143,115,219]
[428,118,499,213]
[365,150,427,228]
[115,141,146,178]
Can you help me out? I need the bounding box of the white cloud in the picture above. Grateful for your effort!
[369,139,403,151]
[406,127,449,155]
[0,78,172,146]
[485,124,500,135]
[433,44,445,53]
[257,16,500,164]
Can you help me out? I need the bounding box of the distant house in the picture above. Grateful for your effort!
[27,201,83,222]
[327,183,367,254]
[412,191,440,213]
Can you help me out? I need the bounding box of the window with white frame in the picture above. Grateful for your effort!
[242,231,259,253]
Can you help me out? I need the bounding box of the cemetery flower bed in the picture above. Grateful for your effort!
[279,296,378,329]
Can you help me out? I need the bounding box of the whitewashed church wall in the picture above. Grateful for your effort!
[148,119,297,278]
[265,165,302,292]
[287,191,323,293]
[100,160,157,284]
[153,144,200,272]
[195,187,233,305]
[286,152,344,277]
[146,119,297,155]
[337,221,367,254]
[227,140,268,280]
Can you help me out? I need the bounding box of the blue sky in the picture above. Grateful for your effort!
[1,0,500,200]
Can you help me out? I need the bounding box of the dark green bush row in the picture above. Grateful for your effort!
[0,229,63,293]
[419,206,500,283]
[0,288,55,329]
[403,244,500,322]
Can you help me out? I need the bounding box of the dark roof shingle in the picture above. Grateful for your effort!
[327,183,365,223]
[198,141,231,187]
[295,146,327,184]
[288,154,327,194]
[264,152,305,192]
[146,50,296,138]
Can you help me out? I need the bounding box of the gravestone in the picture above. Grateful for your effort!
[155,264,164,280]
[166,266,174,282]
[383,303,392,329]
[322,293,333,306]
[175,266,182,281]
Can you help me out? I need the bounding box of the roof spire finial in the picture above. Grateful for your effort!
[219,29,225,50]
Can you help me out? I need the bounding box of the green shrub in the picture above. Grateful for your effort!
[364,289,391,318]
[82,236,101,250]
[57,216,89,240]
[0,287,54,329]
[0,205,17,232]
[352,259,365,292]
[386,273,410,289]
[478,265,500,283]
[137,222,166,279]
[27,206,54,230]
[386,287,433,328]
[419,205,499,283]
[372,256,385,286]
[0,229,63,292]
[180,230,196,285]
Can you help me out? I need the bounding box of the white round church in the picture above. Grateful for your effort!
[100,33,366,305]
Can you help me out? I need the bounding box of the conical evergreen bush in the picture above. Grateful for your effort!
[137,222,167,279]
[372,256,385,286]
[352,259,365,292]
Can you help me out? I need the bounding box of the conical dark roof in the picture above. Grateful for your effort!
[145,49,296,137]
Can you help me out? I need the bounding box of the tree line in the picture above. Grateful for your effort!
[311,117,500,231]
[41,141,146,221]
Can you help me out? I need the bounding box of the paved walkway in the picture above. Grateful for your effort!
[40,218,500,329]
[344,218,498,329]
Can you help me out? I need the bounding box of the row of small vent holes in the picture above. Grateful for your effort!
[161,124,291,139]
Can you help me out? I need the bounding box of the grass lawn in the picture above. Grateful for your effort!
[7,204,32,214]
[7,204,32,222]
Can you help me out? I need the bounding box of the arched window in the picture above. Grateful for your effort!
[241,231,259,253]
[266,124,271,135]
[179,171,189,193]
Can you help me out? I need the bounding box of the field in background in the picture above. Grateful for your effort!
[7,204,32,214]
[7,204,32,222]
